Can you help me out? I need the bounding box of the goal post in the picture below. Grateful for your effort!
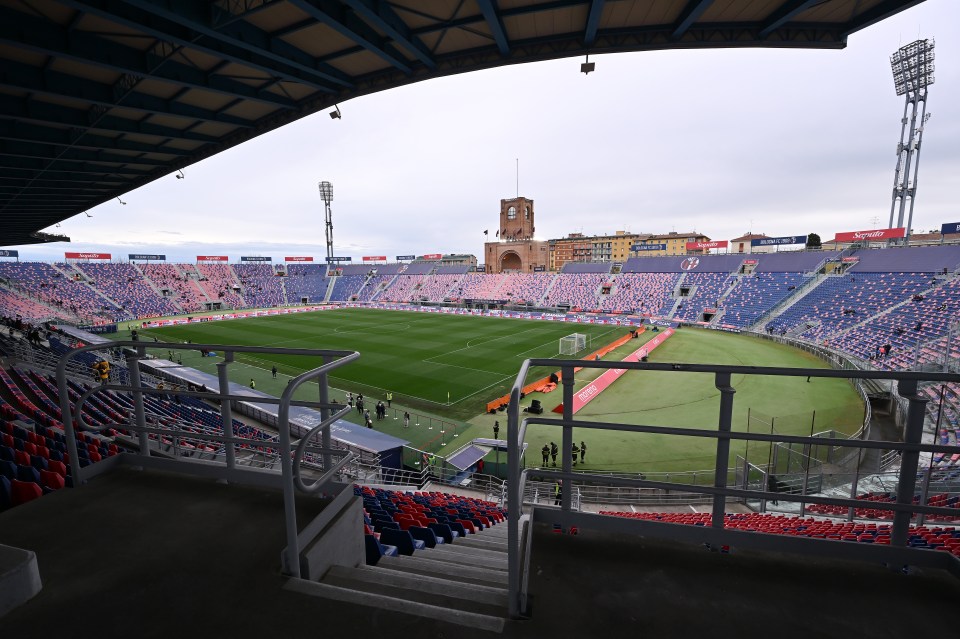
[559,333,588,356]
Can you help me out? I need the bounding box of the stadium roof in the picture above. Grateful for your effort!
[0,0,924,246]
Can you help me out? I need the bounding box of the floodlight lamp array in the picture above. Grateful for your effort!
[890,39,935,96]
[318,181,333,204]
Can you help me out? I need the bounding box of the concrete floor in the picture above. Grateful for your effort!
[1,467,958,638]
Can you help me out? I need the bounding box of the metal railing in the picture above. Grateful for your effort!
[505,357,960,618]
[56,340,360,579]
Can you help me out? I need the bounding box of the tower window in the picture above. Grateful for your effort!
[507,206,516,220]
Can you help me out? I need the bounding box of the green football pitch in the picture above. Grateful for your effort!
[130,308,865,475]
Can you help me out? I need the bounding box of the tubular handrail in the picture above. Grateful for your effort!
[56,340,360,581]
[505,356,960,617]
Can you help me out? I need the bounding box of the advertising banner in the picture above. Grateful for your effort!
[743,259,758,265]
[325,256,352,263]
[196,255,228,262]
[285,256,313,262]
[632,243,667,251]
[834,228,905,242]
[475,265,486,272]
[0,250,19,257]
[65,252,111,259]
[240,256,272,262]
[941,222,960,235]
[533,265,546,272]
[841,257,860,263]
[751,235,805,247]
[396,255,415,261]
[128,254,165,261]
[686,240,727,250]
[421,253,442,260]
[362,256,386,262]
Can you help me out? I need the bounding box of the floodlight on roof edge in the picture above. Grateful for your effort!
[887,38,935,244]
[116,196,126,205]
[176,169,184,179]
[329,104,342,119]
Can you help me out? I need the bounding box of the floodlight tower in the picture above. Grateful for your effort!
[318,181,334,262]
[888,39,934,243]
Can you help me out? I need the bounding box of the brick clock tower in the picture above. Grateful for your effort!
[484,196,549,274]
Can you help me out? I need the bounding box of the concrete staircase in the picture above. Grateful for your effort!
[286,521,510,632]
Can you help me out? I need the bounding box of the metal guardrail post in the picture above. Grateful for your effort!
[56,362,84,482]
[712,372,735,528]
[126,347,150,456]
[561,365,575,511]
[507,360,530,619]
[891,379,926,547]
[319,356,332,473]
[217,352,236,470]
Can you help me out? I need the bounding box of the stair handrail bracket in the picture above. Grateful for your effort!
[55,340,360,581]
[505,357,960,617]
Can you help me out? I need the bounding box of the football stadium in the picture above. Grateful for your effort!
[1,1,959,636]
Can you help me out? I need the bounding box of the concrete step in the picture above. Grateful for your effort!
[322,565,507,615]
[425,546,508,571]
[377,553,508,587]
[456,535,509,551]
[284,576,505,633]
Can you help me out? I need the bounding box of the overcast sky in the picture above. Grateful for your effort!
[12,0,960,264]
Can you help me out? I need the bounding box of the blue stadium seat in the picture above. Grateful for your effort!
[428,522,458,544]
[364,534,398,566]
[0,459,16,479]
[379,528,425,556]
[0,475,10,511]
[409,526,443,548]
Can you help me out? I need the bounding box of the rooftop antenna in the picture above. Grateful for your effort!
[515,158,519,199]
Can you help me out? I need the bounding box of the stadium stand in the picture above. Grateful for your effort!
[673,271,734,322]
[195,263,245,308]
[284,264,329,303]
[548,273,607,310]
[0,262,120,322]
[233,263,285,308]
[76,262,179,319]
[719,272,808,328]
[600,272,679,314]
[139,263,208,312]
[500,273,554,305]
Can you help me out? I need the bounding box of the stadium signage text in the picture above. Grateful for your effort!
[128,254,165,261]
[533,265,546,272]
[686,240,727,250]
[326,256,352,263]
[841,257,860,263]
[396,255,415,261]
[834,227,905,242]
[421,253,442,260]
[632,243,667,251]
[362,256,386,262]
[751,235,805,246]
[285,256,313,262]
[476,266,486,272]
[743,259,758,265]
[65,252,111,260]
[240,256,272,262]
[941,222,960,235]
[196,255,228,262]
[0,250,19,257]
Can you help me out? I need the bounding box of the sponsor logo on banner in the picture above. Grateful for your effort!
[65,252,111,260]
[751,235,805,247]
[421,253,442,260]
[941,222,960,235]
[841,257,860,263]
[533,265,546,272]
[743,259,758,265]
[240,256,272,262]
[475,265,486,272]
[325,256,352,263]
[362,256,386,262]
[0,250,19,257]
[680,257,700,271]
[632,243,667,251]
[285,256,313,262]
[686,240,727,250]
[196,255,227,261]
[128,254,165,261]
[396,255,415,261]
[834,227,905,242]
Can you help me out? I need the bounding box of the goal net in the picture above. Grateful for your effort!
[559,333,588,356]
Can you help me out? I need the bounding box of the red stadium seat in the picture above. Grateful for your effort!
[10,479,42,506]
